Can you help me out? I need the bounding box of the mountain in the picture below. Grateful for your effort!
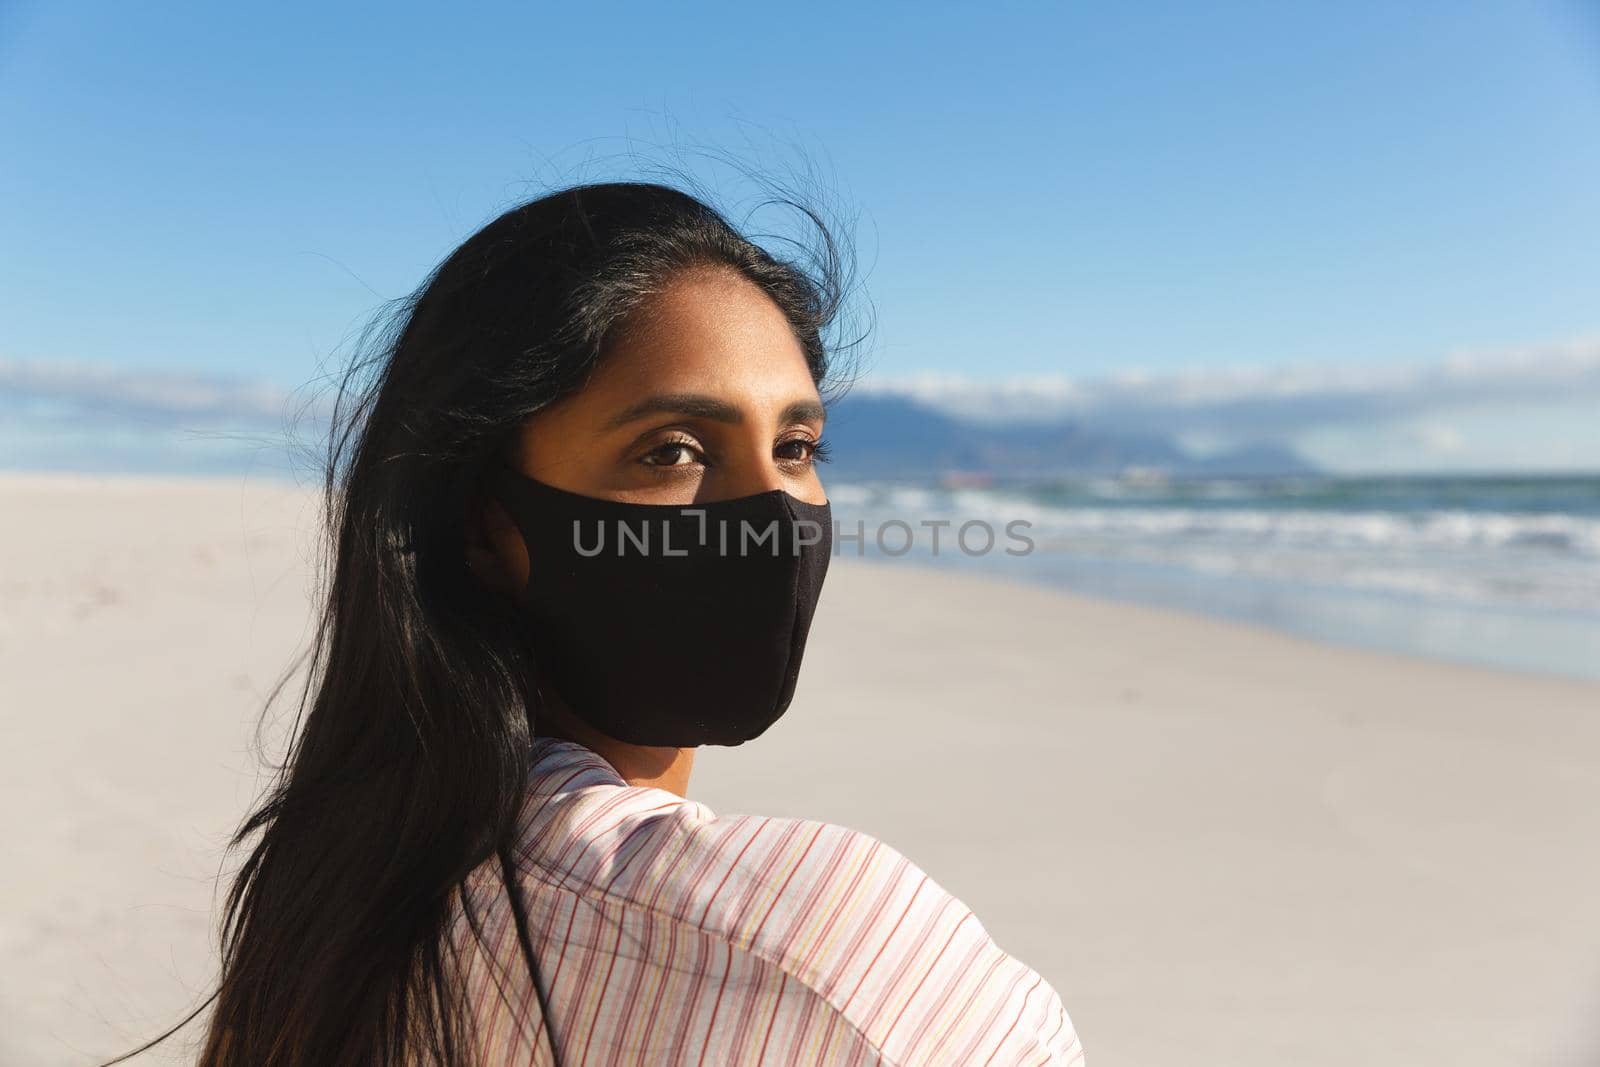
[821,392,1319,482]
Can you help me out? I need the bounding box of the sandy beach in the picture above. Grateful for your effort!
[3,471,1598,1067]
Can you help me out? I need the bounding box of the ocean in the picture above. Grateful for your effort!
[825,473,1600,682]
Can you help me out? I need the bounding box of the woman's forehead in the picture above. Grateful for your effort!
[577,271,820,415]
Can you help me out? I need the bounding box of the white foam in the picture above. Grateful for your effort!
[824,481,1600,614]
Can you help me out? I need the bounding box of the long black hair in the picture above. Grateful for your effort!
[112,180,858,1066]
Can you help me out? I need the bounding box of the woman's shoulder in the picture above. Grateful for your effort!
[505,738,925,934]
[507,740,927,907]
[498,737,1083,1063]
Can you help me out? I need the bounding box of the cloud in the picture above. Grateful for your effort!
[0,357,325,426]
[857,336,1600,434]
[5,335,1598,449]
[1409,422,1465,455]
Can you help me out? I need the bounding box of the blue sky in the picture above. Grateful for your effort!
[2,1,1598,473]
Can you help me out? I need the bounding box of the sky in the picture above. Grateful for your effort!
[2,1,1599,474]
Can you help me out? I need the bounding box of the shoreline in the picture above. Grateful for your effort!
[891,548,1600,684]
[847,551,1600,686]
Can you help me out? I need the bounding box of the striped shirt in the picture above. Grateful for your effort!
[448,737,1084,1065]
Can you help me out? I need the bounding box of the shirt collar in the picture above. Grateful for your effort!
[527,735,629,796]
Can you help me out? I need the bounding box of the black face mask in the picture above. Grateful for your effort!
[485,462,833,747]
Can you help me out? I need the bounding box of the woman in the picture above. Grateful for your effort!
[134,182,1083,1065]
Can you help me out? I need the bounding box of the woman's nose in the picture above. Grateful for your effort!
[699,445,790,502]
[705,470,785,502]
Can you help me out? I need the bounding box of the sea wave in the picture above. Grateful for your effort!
[1022,506,1600,558]
[826,484,1600,559]
[826,480,1600,615]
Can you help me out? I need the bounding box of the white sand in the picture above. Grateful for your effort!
[3,473,1598,1066]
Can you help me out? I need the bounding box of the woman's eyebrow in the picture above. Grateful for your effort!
[605,394,826,429]
[605,393,742,428]
[779,399,826,425]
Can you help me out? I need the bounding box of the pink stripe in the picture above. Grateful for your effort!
[839,873,928,1013]
[757,971,789,1061]
[981,973,1044,1067]
[880,909,972,1049]
[693,940,736,1067]
[861,891,959,1033]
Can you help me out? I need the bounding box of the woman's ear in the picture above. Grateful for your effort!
[464,492,528,598]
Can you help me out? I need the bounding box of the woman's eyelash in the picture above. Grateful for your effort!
[641,437,705,467]
[776,436,831,465]
[641,434,831,470]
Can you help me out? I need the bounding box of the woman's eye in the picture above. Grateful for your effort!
[776,437,830,464]
[642,442,703,467]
